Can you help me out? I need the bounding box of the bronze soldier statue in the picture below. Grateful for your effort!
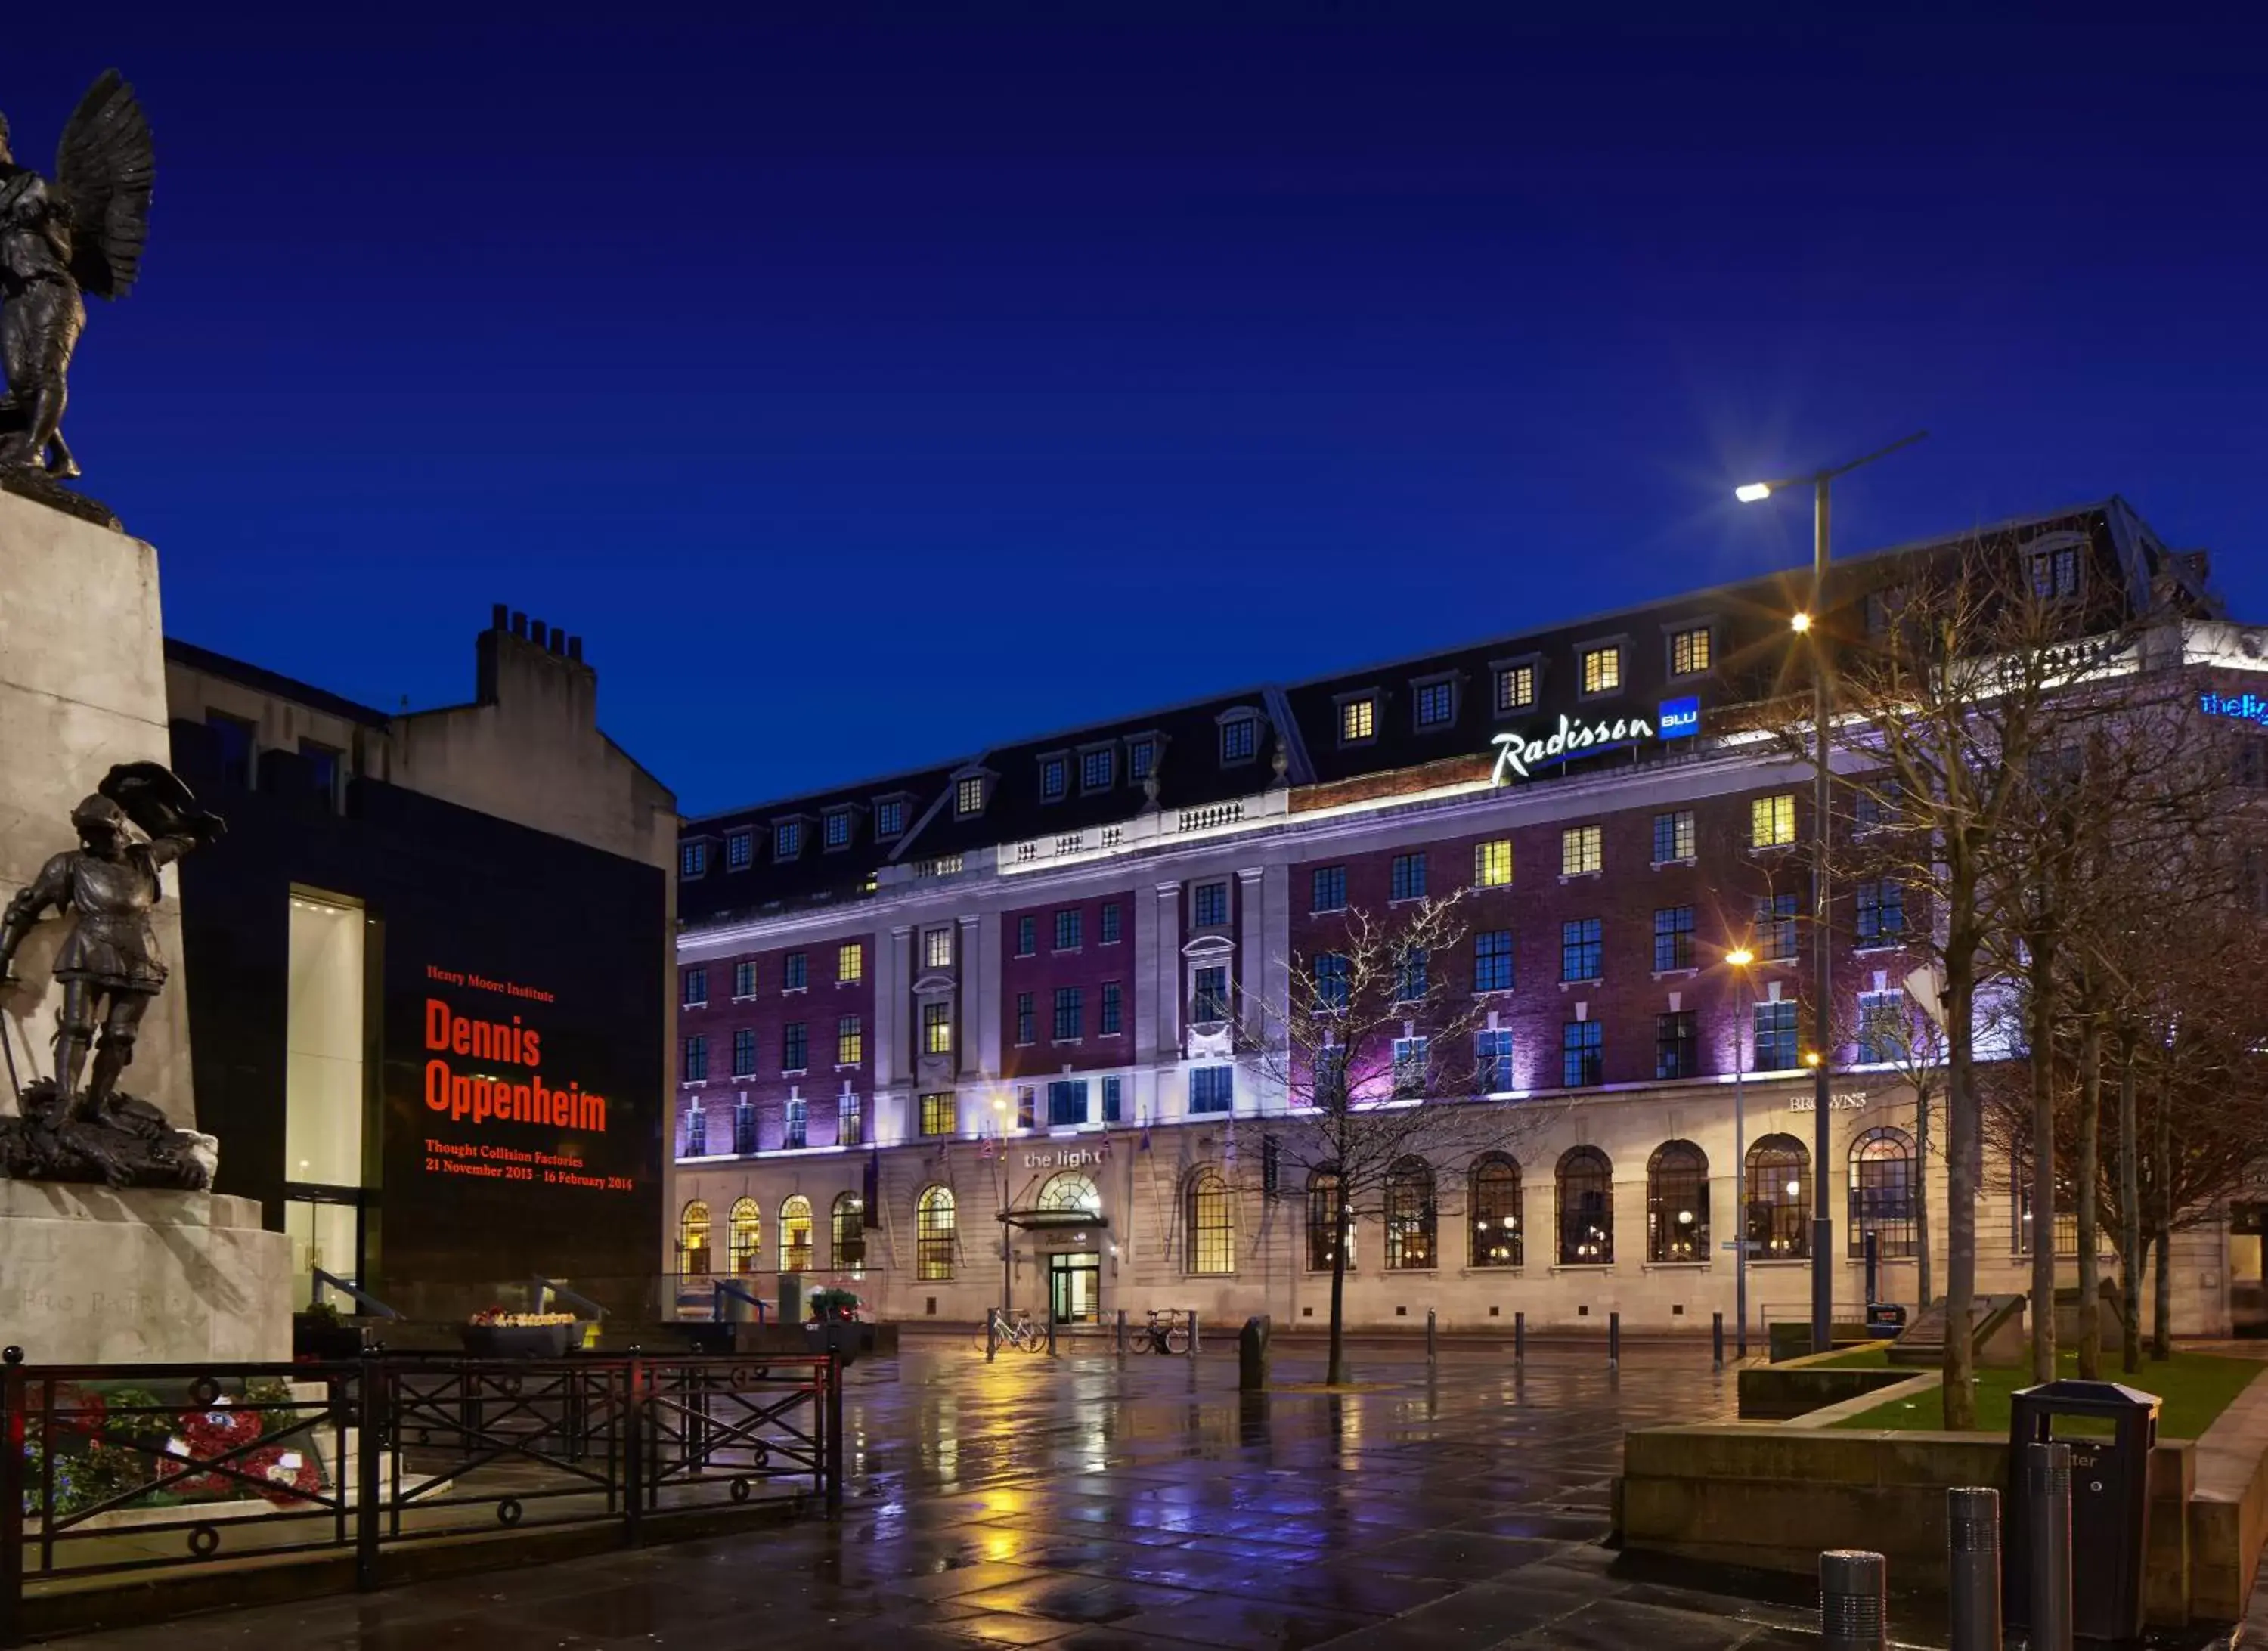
[0,73,154,479]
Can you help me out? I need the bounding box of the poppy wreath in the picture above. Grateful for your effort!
[170,1401,264,1497]
[241,1444,324,1507]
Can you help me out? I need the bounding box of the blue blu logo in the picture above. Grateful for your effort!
[2201,691,2268,727]
[1659,696,1700,739]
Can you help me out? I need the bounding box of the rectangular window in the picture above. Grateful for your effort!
[1314,952,1350,1011]
[209,711,256,787]
[925,928,953,969]
[921,1090,956,1136]
[733,1099,757,1155]
[1015,993,1036,1045]
[1340,697,1377,743]
[824,810,852,849]
[680,841,707,879]
[1192,881,1229,928]
[1415,680,1454,726]
[1653,809,1696,863]
[1752,793,1797,847]
[1220,717,1256,763]
[733,959,756,999]
[956,776,985,816]
[1473,929,1514,993]
[1099,903,1121,944]
[1475,1028,1513,1092]
[1580,646,1621,695]
[783,952,807,992]
[683,1102,706,1157]
[1857,991,1905,1064]
[1312,866,1347,912]
[731,1028,756,1077]
[1053,987,1083,1042]
[1670,626,1712,677]
[2031,544,2081,599]
[1856,879,1904,945]
[1081,748,1113,791]
[1390,1036,1429,1098]
[837,1016,863,1065]
[836,941,863,983]
[1101,981,1123,1035]
[1656,1011,1697,1080]
[1016,916,1036,956]
[1047,1079,1089,1127]
[1394,946,1429,1003]
[1192,965,1230,1024]
[1190,1067,1235,1114]
[726,831,754,872]
[683,1036,708,1083]
[1054,909,1083,951]
[875,798,905,838]
[1101,1075,1123,1123]
[775,821,802,860]
[1561,918,1602,983]
[838,1092,863,1147]
[924,1001,953,1055]
[1474,838,1513,887]
[1016,1087,1036,1130]
[1390,853,1427,903]
[1562,1020,1603,1088]
[1040,756,1067,800]
[1495,663,1536,712]
[784,1097,807,1150]
[1854,778,1903,830]
[1653,906,1695,973]
[683,967,708,1008]
[1755,1000,1800,1071]
[782,1022,808,1071]
[286,891,367,1193]
[1757,893,1799,962]
[1129,738,1157,780]
[1560,825,1602,877]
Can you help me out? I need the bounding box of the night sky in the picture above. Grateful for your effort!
[8,8,2261,816]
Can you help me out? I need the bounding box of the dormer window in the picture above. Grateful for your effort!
[874,796,907,839]
[1579,643,1622,696]
[681,841,708,879]
[956,774,987,816]
[725,830,754,872]
[823,808,854,850]
[1219,715,1258,766]
[1040,754,1068,801]
[1493,659,1538,714]
[774,820,804,861]
[1128,736,1158,782]
[1412,674,1457,730]
[1337,693,1377,746]
[1669,625,1712,677]
[1080,747,1114,792]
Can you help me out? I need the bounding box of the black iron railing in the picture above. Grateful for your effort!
[0,1348,841,1644]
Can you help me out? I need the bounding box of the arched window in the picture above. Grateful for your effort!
[1469,1154,1523,1268]
[780,1194,814,1272]
[832,1191,866,1269]
[1184,1169,1235,1275]
[679,1200,712,1275]
[1306,1168,1351,1272]
[727,1197,760,1272]
[1383,1157,1437,1270]
[1645,1141,1709,1262]
[1556,1147,1613,1265]
[1848,1127,1916,1259]
[1036,1172,1102,1216]
[916,1185,956,1281]
[1746,1134,1811,1259]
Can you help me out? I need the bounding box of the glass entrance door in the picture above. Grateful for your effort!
[284,1191,365,1309]
[1048,1252,1101,1325]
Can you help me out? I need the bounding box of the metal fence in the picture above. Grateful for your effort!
[0,1349,841,1643]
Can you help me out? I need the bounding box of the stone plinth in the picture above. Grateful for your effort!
[0,488,194,1129]
[0,1179,291,1364]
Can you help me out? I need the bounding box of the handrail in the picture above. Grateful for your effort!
[714,1278,770,1323]
[534,1276,609,1320]
[311,1268,401,1319]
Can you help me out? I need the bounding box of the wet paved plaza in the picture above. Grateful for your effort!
[36,1335,2248,1649]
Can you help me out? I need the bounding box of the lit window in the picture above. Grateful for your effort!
[682,967,708,1008]
[1557,1147,1612,1261]
[1752,794,1797,847]
[1562,1021,1603,1088]
[1185,1171,1235,1274]
[1082,748,1114,791]
[1312,866,1347,912]
[1469,1154,1521,1262]
[916,1186,956,1280]
[1220,717,1257,764]
[1560,918,1602,983]
[726,832,753,871]
[920,1091,957,1135]
[1192,881,1228,927]
[824,810,852,849]
[1129,738,1157,781]
[774,821,802,860]
[681,841,708,878]
[1100,903,1121,944]
[1340,697,1376,743]
[1653,906,1695,972]
[875,798,905,838]
[1473,930,1514,992]
[732,959,756,999]
[1495,664,1536,712]
[832,1184,863,1253]
[1040,756,1067,800]
[1653,810,1696,863]
[1415,680,1455,727]
[837,942,863,983]
[1474,839,1512,887]
[1580,646,1621,695]
[837,1016,863,1065]
[783,952,807,991]
[923,1001,953,1055]
[1671,627,1712,677]
[956,776,985,816]
[1390,853,1427,902]
[782,1022,807,1071]
[925,928,953,969]
[1055,909,1083,950]
[1561,825,1602,877]
[1383,1157,1435,1266]
[1190,1067,1235,1114]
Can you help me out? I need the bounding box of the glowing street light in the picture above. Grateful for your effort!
[1789,611,1813,635]
[1734,482,1773,504]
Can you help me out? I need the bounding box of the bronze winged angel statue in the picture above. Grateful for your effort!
[0,71,154,479]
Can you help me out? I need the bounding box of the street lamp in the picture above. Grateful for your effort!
[1724,946,1755,1358]
[1736,429,1926,1353]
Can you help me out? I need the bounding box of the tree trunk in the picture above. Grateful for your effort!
[2027,955,2059,1383]
[2152,1068,2172,1361]
[2074,1011,2102,1379]
[1941,900,1980,1430]
[2118,1039,2142,1374]
[1327,1203,1349,1386]
[1916,1081,1934,1311]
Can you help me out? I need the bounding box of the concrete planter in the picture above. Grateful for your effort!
[1736,1347,1916,1420]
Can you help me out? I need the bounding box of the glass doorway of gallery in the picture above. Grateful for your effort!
[284,1185,367,1310]
[1048,1250,1101,1326]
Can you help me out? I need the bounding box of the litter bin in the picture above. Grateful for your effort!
[1865,1304,1907,1340]
[778,1273,805,1328]
[2004,1379,2159,1643]
[1238,1315,1271,1392]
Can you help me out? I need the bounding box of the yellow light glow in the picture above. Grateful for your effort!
[1735,482,1773,503]
[1802,1051,1823,1068]
[1790,611,1813,634]
[1724,948,1755,968]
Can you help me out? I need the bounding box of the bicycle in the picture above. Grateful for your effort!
[972,1307,1049,1354]
[1134,1308,1189,1355]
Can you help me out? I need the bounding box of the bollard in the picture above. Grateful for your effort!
[1046,1306,1057,1358]
[1116,1308,1126,1358]
[1818,1550,1888,1650]
[1607,1311,1620,1370]
[1712,1311,1724,1369]
[2025,1442,2074,1651]
[1426,1308,1437,1361]
[986,1308,998,1364]
[1188,1311,1200,1357]
[1514,1310,1525,1367]
[1238,1315,1270,1392]
[1947,1486,2002,1651]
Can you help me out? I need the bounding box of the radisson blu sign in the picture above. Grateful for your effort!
[1490,696,1699,786]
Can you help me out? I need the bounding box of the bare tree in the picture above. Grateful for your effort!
[1242,890,1548,1386]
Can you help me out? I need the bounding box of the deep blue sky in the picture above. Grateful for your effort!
[11,7,2263,816]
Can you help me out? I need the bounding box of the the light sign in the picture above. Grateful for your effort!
[1659,696,1700,739]
[1491,714,1656,785]
[2201,692,2268,727]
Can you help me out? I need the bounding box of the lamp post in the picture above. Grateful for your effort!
[1737,431,1926,1352]
[1726,946,1755,1358]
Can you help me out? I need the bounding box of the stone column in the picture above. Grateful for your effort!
[1235,866,1266,1052]
[877,926,908,1091]
[1154,881,1182,1062]
[957,914,983,1079]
